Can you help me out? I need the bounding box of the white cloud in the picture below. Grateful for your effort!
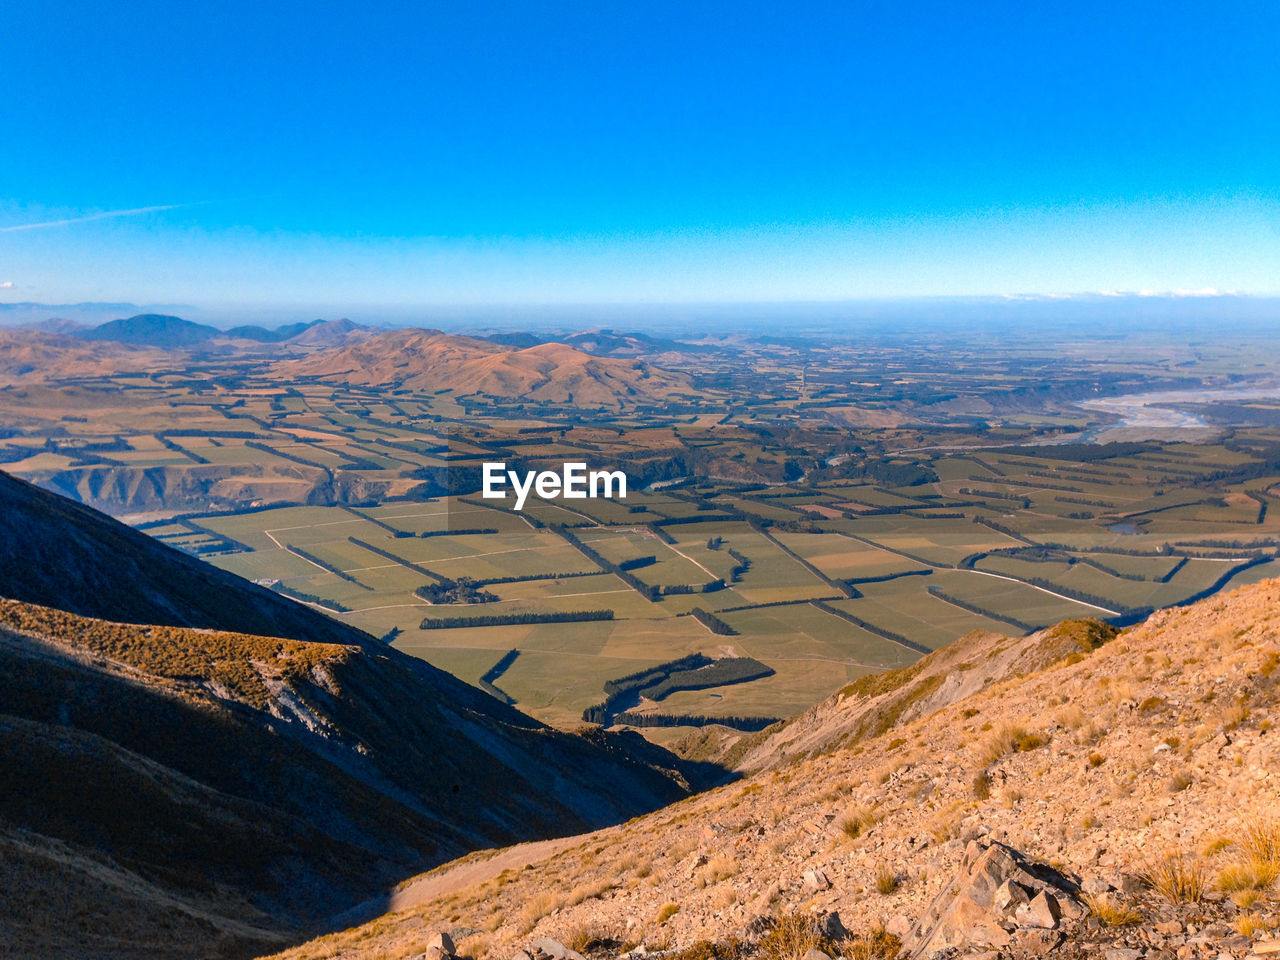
[0,281,12,288]
[0,202,205,233]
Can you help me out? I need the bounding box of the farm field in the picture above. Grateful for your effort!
[6,326,1280,743]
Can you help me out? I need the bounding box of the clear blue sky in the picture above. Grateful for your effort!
[2,1,1278,313]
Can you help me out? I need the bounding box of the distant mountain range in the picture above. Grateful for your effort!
[69,313,369,348]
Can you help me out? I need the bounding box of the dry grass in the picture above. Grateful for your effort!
[843,926,902,960]
[518,891,562,935]
[839,804,879,840]
[1217,859,1279,892]
[757,913,828,960]
[874,864,899,895]
[1241,818,1280,864]
[980,723,1046,764]
[1236,913,1280,937]
[1082,893,1143,926]
[1217,818,1280,895]
[656,902,680,924]
[1141,852,1205,903]
[696,855,738,888]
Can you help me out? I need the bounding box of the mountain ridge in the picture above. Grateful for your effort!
[0,473,715,959]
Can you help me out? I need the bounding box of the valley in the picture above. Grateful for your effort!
[3,318,1280,740]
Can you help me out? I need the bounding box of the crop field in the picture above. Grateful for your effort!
[7,332,1280,742]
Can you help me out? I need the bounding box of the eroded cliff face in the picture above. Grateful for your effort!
[23,463,418,515]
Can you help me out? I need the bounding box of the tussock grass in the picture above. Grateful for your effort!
[1141,852,1205,903]
[696,855,738,888]
[1082,893,1143,926]
[1237,913,1280,937]
[980,723,1046,764]
[843,926,902,960]
[874,864,899,895]
[757,913,828,960]
[518,891,562,935]
[1241,818,1280,864]
[839,804,879,839]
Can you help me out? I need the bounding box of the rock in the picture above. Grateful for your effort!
[1154,921,1183,936]
[1254,941,1280,956]
[1014,891,1061,930]
[886,915,913,939]
[801,951,832,960]
[899,840,1086,959]
[1119,873,1147,895]
[531,939,587,960]
[428,932,457,957]
[802,868,832,892]
[739,916,773,940]
[994,879,1031,913]
[1010,928,1064,955]
[1103,949,1143,960]
[1082,876,1114,895]
[814,912,848,942]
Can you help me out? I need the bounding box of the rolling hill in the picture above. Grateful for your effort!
[0,471,714,959]
[0,329,170,383]
[275,328,691,407]
[77,313,223,347]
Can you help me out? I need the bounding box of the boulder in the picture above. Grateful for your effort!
[530,939,588,960]
[899,840,1085,959]
[802,868,832,892]
[814,912,849,943]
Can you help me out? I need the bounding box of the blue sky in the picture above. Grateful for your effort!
[2,1,1278,313]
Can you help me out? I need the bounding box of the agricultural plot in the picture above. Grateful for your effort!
[11,342,1280,746]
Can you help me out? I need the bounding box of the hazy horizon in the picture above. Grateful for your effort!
[4,2,1278,306]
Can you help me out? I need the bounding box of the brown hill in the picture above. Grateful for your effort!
[0,474,714,959]
[0,330,169,383]
[274,329,691,407]
[269,581,1280,960]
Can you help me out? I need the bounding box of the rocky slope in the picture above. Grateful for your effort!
[0,475,715,959]
[686,619,1119,774]
[274,329,691,408]
[266,581,1280,960]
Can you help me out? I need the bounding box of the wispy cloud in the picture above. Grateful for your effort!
[0,281,13,288]
[0,202,205,233]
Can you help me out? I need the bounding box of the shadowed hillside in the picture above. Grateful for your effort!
[0,475,719,959]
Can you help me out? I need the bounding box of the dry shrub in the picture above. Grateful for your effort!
[656,902,680,924]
